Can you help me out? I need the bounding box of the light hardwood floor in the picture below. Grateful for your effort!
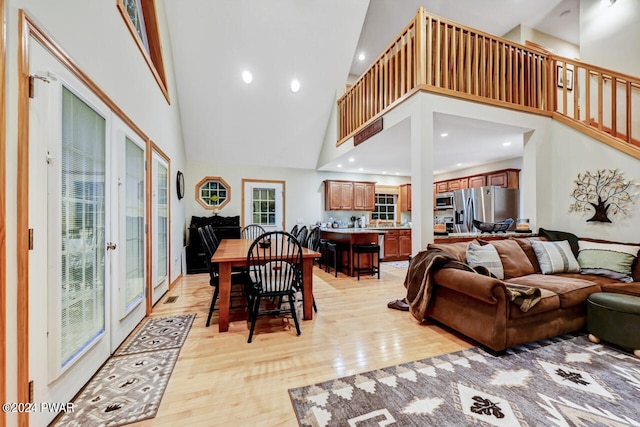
[131,263,473,426]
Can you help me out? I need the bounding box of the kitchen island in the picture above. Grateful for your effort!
[433,231,536,243]
[320,228,385,277]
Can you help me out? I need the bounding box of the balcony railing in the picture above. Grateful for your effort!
[337,7,640,158]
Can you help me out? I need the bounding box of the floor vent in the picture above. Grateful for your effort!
[164,296,179,304]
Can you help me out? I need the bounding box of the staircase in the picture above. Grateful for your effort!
[337,7,640,160]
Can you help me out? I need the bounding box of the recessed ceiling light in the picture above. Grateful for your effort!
[337,164,342,168]
[456,163,463,167]
[382,171,387,174]
[358,53,366,61]
[395,172,400,175]
[348,158,355,162]
[358,168,363,172]
[440,133,448,137]
[290,79,301,93]
[503,142,512,147]
[242,70,253,84]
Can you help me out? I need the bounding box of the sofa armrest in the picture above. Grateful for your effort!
[433,268,508,305]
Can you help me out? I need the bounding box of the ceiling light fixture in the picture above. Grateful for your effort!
[242,70,253,84]
[290,79,301,93]
[337,164,342,168]
[382,171,387,174]
[503,141,512,146]
[440,133,448,137]
[358,53,366,61]
[358,168,363,172]
[348,158,355,162]
[456,163,463,167]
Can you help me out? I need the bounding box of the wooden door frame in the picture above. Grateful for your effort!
[1,0,6,423]
[241,179,286,230]
[16,12,154,425]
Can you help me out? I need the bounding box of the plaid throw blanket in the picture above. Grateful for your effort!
[404,249,541,322]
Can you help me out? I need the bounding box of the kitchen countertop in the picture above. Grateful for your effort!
[434,231,537,240]
[319,227,388,234]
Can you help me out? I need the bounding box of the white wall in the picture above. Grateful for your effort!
[4,0,186,416]
[546,121,640,243]
[185,161,409,239]
[580,0,640,76]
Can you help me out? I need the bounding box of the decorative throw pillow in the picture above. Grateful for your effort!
[479,239,535,279]
[530,240,580,274]
[538,228,580,257]
[466,242,504,279]
[577,240,640,283]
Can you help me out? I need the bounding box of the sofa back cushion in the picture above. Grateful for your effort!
[538,228,579,257]
[479,239,535,279]
[511,237,542,273]
[577,240,640,283]
[531,240,580,274]
[427,240,477,262]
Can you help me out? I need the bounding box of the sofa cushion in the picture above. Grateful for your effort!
[531,240,580,274]
[467,242,504,279]
[480,239,535,279]
[508,288,560,319]
[506,274,600,308]
[577,240,640,283]
[511,237,542,273]
[427,240,477,262]
[538,228,579,257]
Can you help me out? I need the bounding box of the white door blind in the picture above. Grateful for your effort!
[60,87,106,367]
[125,137,145,308]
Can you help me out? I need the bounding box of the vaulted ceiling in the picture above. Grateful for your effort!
[164,0,579,175]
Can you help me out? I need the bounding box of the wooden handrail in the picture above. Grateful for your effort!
[337,7,640,157]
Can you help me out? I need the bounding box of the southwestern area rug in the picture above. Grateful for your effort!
[289,334,640,426]
[55,314,195,427]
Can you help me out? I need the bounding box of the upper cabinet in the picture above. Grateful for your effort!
[435,168,519,194]
[325,180,375,210]
[399,183,412,212]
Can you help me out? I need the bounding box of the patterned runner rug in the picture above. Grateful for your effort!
[289,334,640,426]
[55,314,195,427]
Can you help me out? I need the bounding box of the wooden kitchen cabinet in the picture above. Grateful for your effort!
[487,169,519,188]
[325,180,375,210]
[399,183,411,212]
[353,182,375,210]
[325,180,353,210]
[383,229,411,260]
[435,182,449,194]
[468,175,486,188]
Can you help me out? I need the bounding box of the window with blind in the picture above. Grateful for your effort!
[371,194,397,222]
[60,86,106,367]
[125,137,145,308]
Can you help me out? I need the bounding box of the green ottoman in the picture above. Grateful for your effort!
[587,292,640,357]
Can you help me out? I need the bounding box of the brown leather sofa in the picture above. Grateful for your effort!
[416,237,640,354]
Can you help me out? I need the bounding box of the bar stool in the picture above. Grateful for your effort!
[352,243,381,280]
[325,242,342,277]
[318,239,328,269]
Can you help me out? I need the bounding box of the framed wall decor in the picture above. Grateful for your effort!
[557,65,573,91]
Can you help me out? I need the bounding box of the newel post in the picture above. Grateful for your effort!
[415,7,427,87]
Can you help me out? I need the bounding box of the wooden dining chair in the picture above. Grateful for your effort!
[245,231,302,343]
[242,224,266,240]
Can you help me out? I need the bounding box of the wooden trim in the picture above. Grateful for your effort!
[0,0,6,422]
[145,142,152,315]
[17,10,30,425]
[170,274,182,289]
[241,179,286,231]
[116,0,170,103]
[554,113,640,160]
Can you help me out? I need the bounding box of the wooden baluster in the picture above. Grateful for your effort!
[598,72,603,131]
[611,76,617,137]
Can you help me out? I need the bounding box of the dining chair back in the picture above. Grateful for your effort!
[245,231,302,343]
[242,224,266,240]
[295,225,309,247]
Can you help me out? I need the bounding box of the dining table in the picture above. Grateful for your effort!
[211,238,321,332]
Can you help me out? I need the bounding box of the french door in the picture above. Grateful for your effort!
[150,149,169,304]
[27,41,146,425]
[242,179,285,231]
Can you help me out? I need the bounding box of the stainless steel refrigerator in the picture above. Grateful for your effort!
[452,186,519,233]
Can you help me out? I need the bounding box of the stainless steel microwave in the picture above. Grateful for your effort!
[435,192,454,209]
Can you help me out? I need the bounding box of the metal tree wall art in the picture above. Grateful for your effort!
[569,169,640,223]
